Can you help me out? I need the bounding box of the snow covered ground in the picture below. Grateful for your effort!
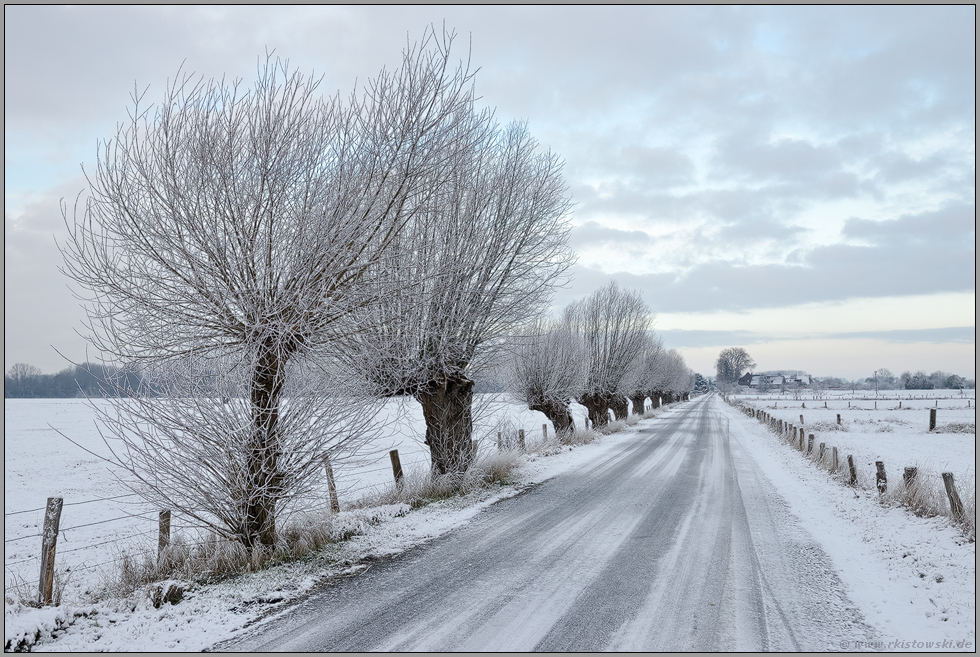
[4,394,976,651]
[722,392,976,651]
[729,389,976,520]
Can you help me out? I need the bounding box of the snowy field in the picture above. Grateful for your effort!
[3,395,572,610]
[728,389,976,500]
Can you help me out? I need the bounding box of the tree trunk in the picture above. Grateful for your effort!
[529,401,575,437]
[416,375,475,477]
[649,393,661,409]
[579,393,611,428]
[629,394,647,416]
[243,337,288,551]
[609,396,629,420]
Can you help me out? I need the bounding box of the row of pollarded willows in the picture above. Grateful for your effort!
[58,26,578,557]
[507,282,695,434]
[732,401,975,540]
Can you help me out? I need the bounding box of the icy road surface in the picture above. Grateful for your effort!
[223,394,873,651]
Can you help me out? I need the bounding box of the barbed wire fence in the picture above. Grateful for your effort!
[2,430,509,607]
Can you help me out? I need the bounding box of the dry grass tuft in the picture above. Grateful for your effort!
[4,568,72,609]
[558,426,599,446]
[350,449,524,511]
[933,422,976,434]
[597,419,628,435]
[97,506,383,601]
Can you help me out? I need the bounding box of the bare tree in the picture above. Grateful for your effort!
[6,363,42,382]
[569,283,652,427]
[715,347,755,391]
[631,344,691,410]
[508,311,587,434]
[5,363,43,398]
[341,121,575,477]
[661,349,694,403]
[59,30,483,550]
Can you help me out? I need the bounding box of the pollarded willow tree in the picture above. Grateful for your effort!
[508,310,587,435]
[646,348,694,405]
[626,332,665,416]
[59,31,485,550]
[341,120,575,477]
[569,282,652,427]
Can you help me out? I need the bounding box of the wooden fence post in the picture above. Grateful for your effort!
[942,472,963,519]
[847,455,858,486]
[831,447,839,472]
[799,414,804,425]
[518,429,526,452]
[158,510,172,560]
[389,449,404,486]
[324,455,340,513]
[542,423,548,442]
[836,413,841,426]
[903,467,918,491]
[806,434,814,455]
[875,461,887,495]
[798,428,804,450]
[818,442,825,462]
[929,408,937,431]
[38,497,63,606]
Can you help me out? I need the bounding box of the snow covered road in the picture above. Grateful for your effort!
[223,394,873,651]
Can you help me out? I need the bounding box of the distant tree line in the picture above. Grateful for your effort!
[813,368,974,391]
[4,362,149,398]
[896,370,974,390]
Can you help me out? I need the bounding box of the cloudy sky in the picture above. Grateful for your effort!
[4,6,975,379]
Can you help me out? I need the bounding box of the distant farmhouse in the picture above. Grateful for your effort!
[738,372,811,389]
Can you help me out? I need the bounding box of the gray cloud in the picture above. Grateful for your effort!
[657,329,772,349]
[827,327,976,344]
[657,326,976,351]
[570,222,651,250]
[715,135,841,181]
[842,204,974,247]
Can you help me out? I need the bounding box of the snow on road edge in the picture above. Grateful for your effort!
[717,396,976,652]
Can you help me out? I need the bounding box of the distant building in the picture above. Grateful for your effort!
[739,372,811,389]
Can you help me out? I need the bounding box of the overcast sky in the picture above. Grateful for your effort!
[4,6,976,379]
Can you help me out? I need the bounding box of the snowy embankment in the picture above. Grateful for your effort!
[721,392,975,651]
